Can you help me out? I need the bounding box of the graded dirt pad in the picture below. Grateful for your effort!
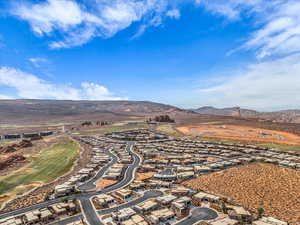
[183,163,300,224]
[96,179,117,190]
[206,157,219,162]
[177,124,300,146]
[136,172,155,181]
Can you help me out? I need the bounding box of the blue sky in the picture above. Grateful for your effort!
[1,0,300,111]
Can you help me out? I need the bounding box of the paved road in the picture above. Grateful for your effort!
[53,190,162,225]
[78,148,118,191]
[0,141,141,224]
[0,141,217,225]
[98,190,162,215]
[80,198,100,225]
[176,207,218,225]
[80,141,141,225]
[54,142,141,225]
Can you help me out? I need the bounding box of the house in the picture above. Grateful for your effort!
[50,203,67,215]
[147,208,175,225]
[193,191,221,204]
[129,181,145,191]
[209,218,239,225]
[0,217,23,225]
[112,208,136,222]
[121,215,148,225]
[114,189,133,201]
[54,183,75,197]
[156,194,177,206]
[171,186,191,197]
[147,180,170,188]
[226,205,252,221]
[94,194,115,208]
[134,199,159,213]
[24,212,39,225]
[253,217,288,225]
[40,208,54,223]
[177,171,195,180]
[171,197,192,217]
[194,165,213,174]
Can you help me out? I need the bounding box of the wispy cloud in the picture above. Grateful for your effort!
[197,53,300,111]
[166,9,181,19]
[28,57,49,67]
[11,0,183,49]
[0,67,125,100]
[201,0,300,59]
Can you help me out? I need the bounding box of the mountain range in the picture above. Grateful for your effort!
[192,106,300,123]
[0,99,192,124]
[1,99,300,125]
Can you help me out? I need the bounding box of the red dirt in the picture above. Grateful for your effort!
[177,124,300,146]
[183,163,300,224]
[96,179,117,190]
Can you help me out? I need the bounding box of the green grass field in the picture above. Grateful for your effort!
[0,139,80,195]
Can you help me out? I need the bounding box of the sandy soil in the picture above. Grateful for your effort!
[183,163,300,224]
[177,124,300,146]
[136,172,155,181]
[206,157,219,162]
[96,179,117,190]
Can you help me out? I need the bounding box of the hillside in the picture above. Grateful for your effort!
[0,99,192,125]
[193,106,300,123]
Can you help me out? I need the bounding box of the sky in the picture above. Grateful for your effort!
[1,0,300,111]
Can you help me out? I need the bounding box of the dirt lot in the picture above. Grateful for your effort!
[96,179,117,190]
[177,124,300,146]
[136,172,155,181]
[183,163,300,224]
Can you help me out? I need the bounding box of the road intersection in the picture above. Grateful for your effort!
[0,141,217,225]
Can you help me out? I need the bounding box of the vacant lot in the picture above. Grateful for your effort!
[183,163,300,224]
[0,139,79,205]
[155,124,182,136]
[136,172,155,181]
[177,124,300,146]
[96,179,117,190]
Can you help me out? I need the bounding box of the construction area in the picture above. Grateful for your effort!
[177,124,300,146]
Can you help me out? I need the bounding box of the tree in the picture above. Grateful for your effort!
[257,207,265,218]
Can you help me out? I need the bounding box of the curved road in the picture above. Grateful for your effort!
[0,141,141,225]
[0,141,218,225]
[78,148,118,191]
[79,141,141,225]
[52,190,162,225]
[176,207,218,225]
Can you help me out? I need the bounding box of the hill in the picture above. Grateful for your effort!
[193,106,300,123]
[0,99,192,125]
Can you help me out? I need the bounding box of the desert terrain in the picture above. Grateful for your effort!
[183,163,300,224]
[177,124,300,146]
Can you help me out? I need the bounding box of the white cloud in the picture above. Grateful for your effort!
[244,1,300,58]
[0,94,13,99]
[28,57,49,67]
[12,0,182,48]
[201,0,300,59]
[166,9,180,19]
[197,53,300,111]
[0,67,125,100]
[81,82,125,100]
